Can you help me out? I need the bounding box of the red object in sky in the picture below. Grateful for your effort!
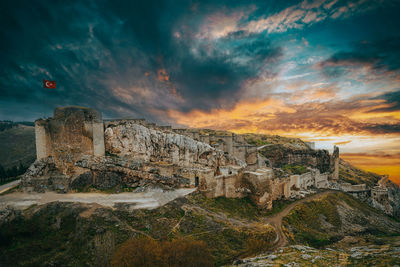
[43,79,56,89]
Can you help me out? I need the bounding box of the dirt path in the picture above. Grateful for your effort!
[0,179,20,194]
[263,190,337,249]
[0,188,196,210]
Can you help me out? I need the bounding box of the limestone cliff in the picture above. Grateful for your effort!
[104,121,244,168]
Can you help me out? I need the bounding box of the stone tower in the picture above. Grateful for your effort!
[330,145,339,181]
[35,106,105,173]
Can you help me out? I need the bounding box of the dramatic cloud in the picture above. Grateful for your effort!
[317,37,400,83]
[169,95,400,136]
[0,0,284,121]
[208,0,385,36]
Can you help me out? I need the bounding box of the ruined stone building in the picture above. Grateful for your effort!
[23,106,341,209]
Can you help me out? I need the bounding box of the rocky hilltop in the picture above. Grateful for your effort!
[16,106,400,216]
[21,106,338,210]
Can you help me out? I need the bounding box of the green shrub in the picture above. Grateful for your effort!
[282,164,308,175]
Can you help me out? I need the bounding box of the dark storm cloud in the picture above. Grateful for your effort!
[167,37,282,111]
[318,37,400,78]
[0,0,283,121]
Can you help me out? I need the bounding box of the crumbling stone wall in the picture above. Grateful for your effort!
[174,131,260,171]
[34,106,105,175]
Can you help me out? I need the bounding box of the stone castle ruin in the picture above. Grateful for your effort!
[22,106,358,210]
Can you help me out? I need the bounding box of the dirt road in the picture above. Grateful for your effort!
[263,190,337,249]
[0,188,196,210]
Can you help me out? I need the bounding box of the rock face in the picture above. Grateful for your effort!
[171,130,260,171]
[104,121,243,169]
[258,144,332,173]
[21,157,69,192]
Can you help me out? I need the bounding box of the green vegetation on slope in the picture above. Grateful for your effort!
[283,193,342,247]
[0,121,34,132]
[1,191,400,266]
[339,159,381,186]
[283,192,400,248]
[282,164,308,175]
[0,193,276,266]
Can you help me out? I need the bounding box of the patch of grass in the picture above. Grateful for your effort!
[0,194,279,266]
[263,198,294,216]
[189,194,261,220]
[282,164,308,175]
[283,193,344,248]
[283,192,400,248]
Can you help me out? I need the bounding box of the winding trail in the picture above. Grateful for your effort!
[263,190,337,249]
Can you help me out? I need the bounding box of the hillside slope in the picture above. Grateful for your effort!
[1,191,399,266]
[0,124,35,169]
[339,159,381,186]
[283,192,400,248]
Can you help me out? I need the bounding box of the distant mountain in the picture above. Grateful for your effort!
[0,121,34,132]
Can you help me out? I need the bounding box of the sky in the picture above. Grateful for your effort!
[0,0,399,184]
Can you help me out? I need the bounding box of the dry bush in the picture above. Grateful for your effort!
[162,238,213,267]
[245,237,273,256]
[111,237,213,267]
[111,237,163,267]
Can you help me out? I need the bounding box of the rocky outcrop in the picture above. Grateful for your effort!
[74,156,192,190]
[104,122,244,169]
[21,157,69,192]
[21,156,194,192]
